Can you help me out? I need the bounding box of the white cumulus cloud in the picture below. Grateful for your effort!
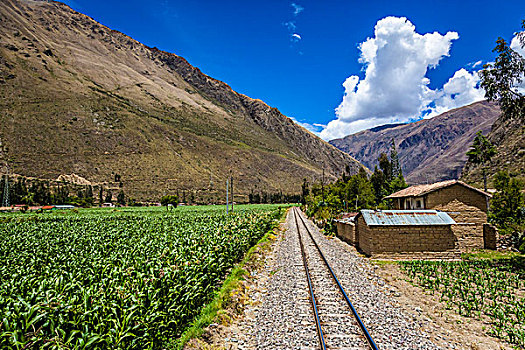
[426,68,485,118]
[319,16,486,140]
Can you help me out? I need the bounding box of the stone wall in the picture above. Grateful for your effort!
[357,216,458,258]
[336,221,357,245]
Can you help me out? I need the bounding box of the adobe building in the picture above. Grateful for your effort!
[384,180,494,251]
[355,210,460,259]
[334,213,358,245]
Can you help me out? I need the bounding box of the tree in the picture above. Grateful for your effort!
[370,166,387,204]
[479,20,525,121]
[390,139,401,179]
[378,153,392,183]
[160,195,178,207]
[489,171,524,228]
[347,172,375,210]
[390,173,408,193]
[466,131,497,191]
[301,178,310,205]
[117,191,125,206]
[104,190,112,203]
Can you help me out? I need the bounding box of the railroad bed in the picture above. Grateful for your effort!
[231,208,443,350]
[293,207,376,349]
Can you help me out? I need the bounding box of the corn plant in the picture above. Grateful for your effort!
[0,205,284,349]
[401,258,524,348]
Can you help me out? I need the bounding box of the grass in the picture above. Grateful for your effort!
[172,208,288,350]
[461,249,523,261]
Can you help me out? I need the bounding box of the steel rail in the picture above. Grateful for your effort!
[293,208,327,350]
[296,208,380,350]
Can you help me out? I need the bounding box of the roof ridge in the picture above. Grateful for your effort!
[384,179,490,199]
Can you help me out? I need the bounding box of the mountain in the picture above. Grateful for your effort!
[0,0,363,201]
[461,113,525,185]
[329,101,501,184]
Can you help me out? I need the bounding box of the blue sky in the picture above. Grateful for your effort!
[62,0,525,139]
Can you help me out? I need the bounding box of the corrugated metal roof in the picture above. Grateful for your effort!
[384,180,491,199]
[360,210,456,226]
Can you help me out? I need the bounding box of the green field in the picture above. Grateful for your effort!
[401,254,525,347]
[0,204,286,349]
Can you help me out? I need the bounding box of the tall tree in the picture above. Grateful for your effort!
[301,178,309,205]
[117,191,125,206]
[370,166,387,204]
[390,139,401,179]
[378,152,392,183]
[105,190,112,203]
[98,187,103,206]
[489,171,524,228]
[479,20,525,121]
[466,131,497,191]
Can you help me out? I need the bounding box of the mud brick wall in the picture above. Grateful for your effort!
[357,216,457,257]
[336,222,357,245]
[428,185,488,251]
[451,223,484,251]
[426,184,488,215]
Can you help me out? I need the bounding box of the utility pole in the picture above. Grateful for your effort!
[321,168,325,203]
[230,172,234,212]
[2,168,9,207]
[226,178,229,214]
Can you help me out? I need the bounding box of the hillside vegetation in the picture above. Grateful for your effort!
[0,0,362,201]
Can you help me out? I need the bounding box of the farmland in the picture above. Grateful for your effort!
[401,256,525,347]
[0,204,286,349]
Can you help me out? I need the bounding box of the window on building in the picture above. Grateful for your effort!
[416,200,421,208]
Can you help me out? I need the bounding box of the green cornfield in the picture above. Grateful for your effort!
[401,258,525,347]
[0,205,285,349]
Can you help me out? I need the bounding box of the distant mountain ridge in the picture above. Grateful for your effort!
[0,0,363,201]
[329,101,501,184]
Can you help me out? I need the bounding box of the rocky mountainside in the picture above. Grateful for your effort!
[0,0,362,201]
[329,101,501,184]
[461,113,525,185]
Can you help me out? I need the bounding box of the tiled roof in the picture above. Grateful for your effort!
[360,210,456,226]
[384,180,491,199]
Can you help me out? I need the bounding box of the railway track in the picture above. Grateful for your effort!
[292,207,379,350]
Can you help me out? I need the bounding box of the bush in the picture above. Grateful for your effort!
[160,195,178,207]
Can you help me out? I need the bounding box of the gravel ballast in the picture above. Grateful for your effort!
[218,209,466,349]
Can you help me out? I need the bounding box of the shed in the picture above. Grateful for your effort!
[355,210,460,259]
